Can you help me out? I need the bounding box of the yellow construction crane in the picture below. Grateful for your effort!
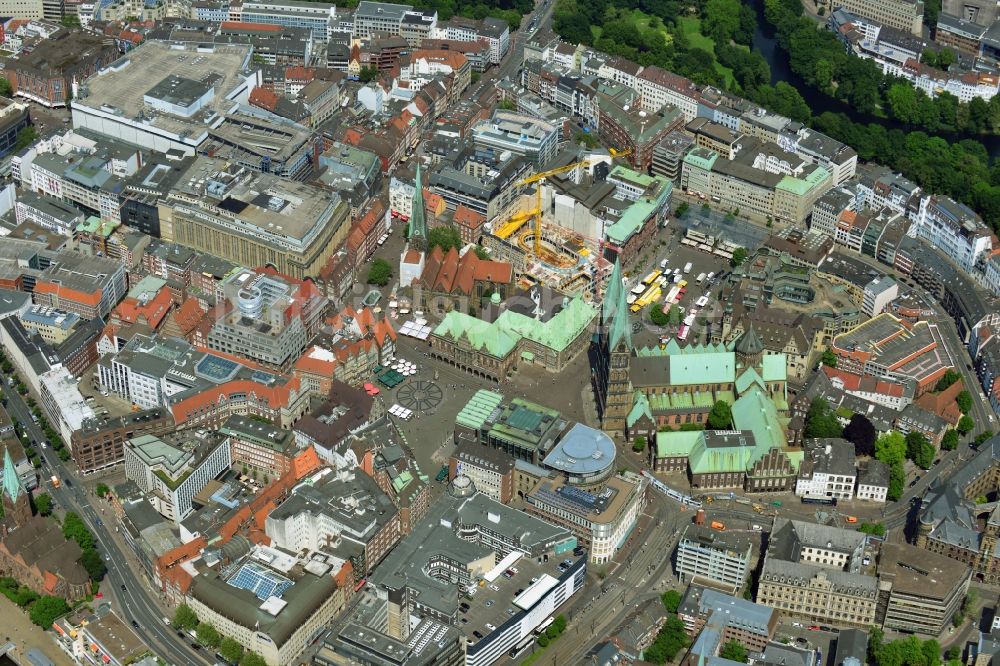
[501,148,632,256]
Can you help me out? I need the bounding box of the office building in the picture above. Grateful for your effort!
[448,442,515,503]
[525,472,646,564]
[237,0,339,40]
[471,111,559,167]
[675,524,753,594]
[679,586,778,658]
[220,415,300,480]
[5,31,117,107]
[353,1,412,39]
[265,466,400,576]
[914,195,993,273]
[756,518,878,628]
[123,431,232,521]
[187,543,352,666]
[163,158,351,279]
[879,543,971,635]
[363,475,582,666]
[795,438,857,502]
[71,41,256,155]
[207,269,326,370]
[70,408,173,474]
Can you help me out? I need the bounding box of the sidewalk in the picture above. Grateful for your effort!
[0,595,74,666]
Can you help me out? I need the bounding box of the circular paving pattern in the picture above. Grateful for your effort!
[396,380,443,413]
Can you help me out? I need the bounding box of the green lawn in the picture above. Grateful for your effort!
[677,16,736,88]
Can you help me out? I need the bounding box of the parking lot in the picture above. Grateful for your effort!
[625,237,733,349]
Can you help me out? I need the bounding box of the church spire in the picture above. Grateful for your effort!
[408,163,427,250]
[603,258,623,326]
[3,447,22,503]
[608,259,632,352]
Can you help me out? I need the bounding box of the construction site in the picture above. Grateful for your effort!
[479,151,630,301]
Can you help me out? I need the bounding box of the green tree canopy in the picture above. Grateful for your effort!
[95,483,110,497]
[707,400,733,429]
[366,258,393,287]
[427,226,462,252]
[358,66,379,82]
[905,431,935,469]
[804,397,843,439]
[219,637,244,664]
[875,431,907,467]
[843,413,876,456]
[34,493,52,516]
[649,304,670,326]
[14,127,37,152]
[0,79,11,97]
[958,415,975,435]
[29,596,69,628]
[857,522,886,537]
[62,512,94,551]
[719,640,748,663]
[240,652,268,666]
[730,247,747,267]
[173,603,198,631]
[956,390,972,415]
[935,369,961,392]
[661,589,682,613]
[632,436,647,453]
[941,429,960,451]
[196,622,222,648]
[821,349,837,368]
[79,549,107,582]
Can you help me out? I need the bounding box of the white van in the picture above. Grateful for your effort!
[659,258,668,269]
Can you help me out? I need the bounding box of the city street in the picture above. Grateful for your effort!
[3,387,212,666]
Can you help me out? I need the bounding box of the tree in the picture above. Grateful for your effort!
[887,462,905,502]
[358,66,379,82]
[60,13,81,27]
[34,493,52,516]
[719,640,748,663]
[905,431,934,469]
[661,589,682,613]
[707,400,733,429]
[956,390,972,415]
[844,414,877,457]
[935,369,961,392]
[498,98,516,111]
[174,604,198,631]
[820,349,837,368]
[676,202,689,217]
[196,622,222,648]
[730,247,747,267]
[976,430,995,445]
[857,522,886,537]
[13,127,37,152]
[62,512,94,551]
[632,435,647,453]
[875,431,907,467]
[240,652,267,666]
[804,398,843,439]
[941,429,960,451]
[219,637,244,664]
[95,483,110,498]
[553,615,567,633]
[79,548,106,581]
[473,245,489,260]
[957,415,975,435]
[537,634,550,647]
[667,305,682,326]
[0,78,11,97]
[573,131,600,148]
[29,596,69,628]
[427,226,462,252]
[366,258,392,286]
[649,304,670,326]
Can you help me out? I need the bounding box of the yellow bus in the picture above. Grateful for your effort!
[641,270,662,287]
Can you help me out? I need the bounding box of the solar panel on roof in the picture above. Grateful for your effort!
[228,562,292,601]
[557,485,598,509]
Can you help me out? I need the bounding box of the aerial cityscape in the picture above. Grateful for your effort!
[0,0,995,664]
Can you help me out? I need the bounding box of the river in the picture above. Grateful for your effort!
[747,0,1000,158]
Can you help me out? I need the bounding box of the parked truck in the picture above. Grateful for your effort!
[710,520,725,531]
[50,476,60,488]
[683,262,693,274]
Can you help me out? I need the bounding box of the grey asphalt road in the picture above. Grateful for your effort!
[4,388,211,666]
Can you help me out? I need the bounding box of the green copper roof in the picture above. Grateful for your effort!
[610,165,657,188]
[609,281,633,352]
[735,366,765,395]
[626,391,653,428]
[683,147,718,171]
[655,430,702,458]
[669,352,734,385]
[408,162,427,241]
[688,432,759,475]
[603,259,623,325]
[606,198,657,244]
[775,166,830,196]
[761,354,786,382]
[432,295,597,359]
[731,384,786,450]
[456,390,504,430]
[3,447,22,502]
